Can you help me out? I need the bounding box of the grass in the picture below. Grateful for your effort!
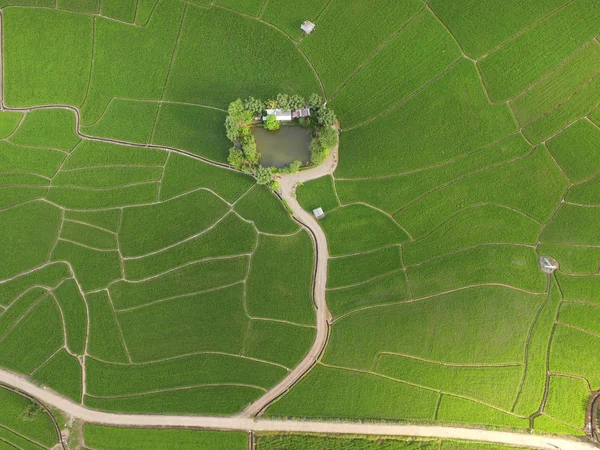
[542,203,600,246]
[330,10,462,128]
[556,273,600,304]
[86,291,129,363]
[477,0,600,102]
[261,0,328,39]
[0,111,23,138]
[243,320,315,368]
[299,0,423,96]
[403,205,541,266]
[327,271,408,319]
[0,288,47,338]
[109,256,248,309]
[214,0,263,16]
[246,232,315,325]
[63,140,167,168]
[151,103,230,162]
[0,263,70,307]
[234,185,299,234]
[544,375,589,429]
[546,119,600,183]
[117,283,247,361]
[0,201,61,279]
[538,244,600,274]
[550,325,600,389]
[123,212,256,280]
[559,302,600,336]
[101,0,137,22]
[163,6,319,109]
[325,286,544,370]
[436,395,529,429]
[267,364,438,421]
[534,414,586,436]
[0,387,59,448]
[321,204,409,256]
[337,60,516,178]
[51,240,121,292]
[81,99,159,144]
[0,141,66,177]
[327,246,402,289]
[119,188,229,257]
[47,184,160,209]
[58,0,99,13]
[3,8,93,107]
[0,187,47,210]
[567,175,600,205]
[84,425,247,450]
[407,245,546,298]
[53,279,87,355]
[60,220,117,250]
[64,209,121,233]
[32,348,82,402]
[53,166,163,189]
[256,433,439,449]
[160,153,253,203]
[296,175,340,214]
[9,109,80,151]
[375,354,522,411]
[86,353,286,396]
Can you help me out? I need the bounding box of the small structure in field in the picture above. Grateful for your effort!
[263,108,292,122]
[292,107,311,119]
[539,255,559,273]
[301,20,316,35]
[313,207,324,220]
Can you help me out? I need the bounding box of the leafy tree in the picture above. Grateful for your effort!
[289,160,302,173]
[255,166,273,185]
[266,98,277,109]
[276,93,291,109]
[308,93,323,108]
[228,98,246,120]
[318,126,337,149]
[225,115,240,142]
[244,96,264,115]
[310,139,327,165]
[270,179,281,192]
[290,94,305,110]
[239,125,251,137]
[317,107,337,127]
[241,135,259,165]
[227,147,245,169]
[264,114,280,131]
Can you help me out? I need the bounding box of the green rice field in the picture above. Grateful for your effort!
[0,0,598,444]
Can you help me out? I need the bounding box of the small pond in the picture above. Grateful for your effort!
[253,126,311,168]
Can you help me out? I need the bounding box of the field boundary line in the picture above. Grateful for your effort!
[86,383,268,400]
[0,423,47,449]
[106,290,133,364]
[556,322,600,340]
[372,352,523,371]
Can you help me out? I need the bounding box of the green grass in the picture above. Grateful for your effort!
[9,109,80,151]
[53,166,163,189]
[559,302,600,336]
[119,188,229,257]
[325,286,544,370]
[511,42,600,126]
[0,111,23,138]
[267,364,438,421]
[243,320,315,368]
[109,256,248,309]
[544,375,589,429]
[214,0,263,16]
[327,271,408,318]
[3,8,93,107]
[477,0,600,102]
[261,0,328,39]
[53,279,87,355]
[538,244,600,274]
[136,0,161,25]
[164,6,319,108]
[436,395,529,429]
[61,220,117,250]
[429,0,567,59]
[556,273,600,304]
[123,212,256,280]
[550,324,600,389]
[81,0,185,123]
[160,153,253,203]
[0,173,48,187]
[32,349,82,402]
[403,205,541,266]
[58,0,99,13]
[567,175,600,205]
[534,414,586,436]
[394,146,568,238]
[84,425,247,450]
[246,232,315,325]
[330,10,462,128]
[101,0,137,22]
[86,353,286,396]
[407,245,546,298]
[63,140,167,168]
[64,209,121,233]
[86,290,129,363]
[47,184,159,210]
[337,60,516,178]
[299,0,422,96]
[375,354,522,411]
[0,263,70,307]
[85,385,262,415]
[0,141,65,177]
[81,99,159,144]
[546,119,600,183]
[256,433,439,449]
[235,185,299,234]
[151,103,230,162]
[118,283,247,361]
[51,240,121,291]
[296,175,340,214]
[542,203,600,246]
[0,187,47,210]
[327,246,402,289]
[0,201,61,279]
[0,387,59,448]
[0,288,47,338]
[0,296,63,374]
[321,204,410,256]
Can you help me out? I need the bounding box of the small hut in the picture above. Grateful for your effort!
[301,20,316,35]
[313,207,324,220]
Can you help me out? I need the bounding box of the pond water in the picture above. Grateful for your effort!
[253,126,311,168]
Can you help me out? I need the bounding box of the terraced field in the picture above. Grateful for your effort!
[0,0,599,445]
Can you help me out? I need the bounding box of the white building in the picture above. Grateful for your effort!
[263,108,293,121]
[301,20,316,35]
[313,207,324,220]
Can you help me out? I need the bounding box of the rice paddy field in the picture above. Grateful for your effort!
[1,0,599,444]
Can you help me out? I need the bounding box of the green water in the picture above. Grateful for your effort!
[253,126,311,168]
